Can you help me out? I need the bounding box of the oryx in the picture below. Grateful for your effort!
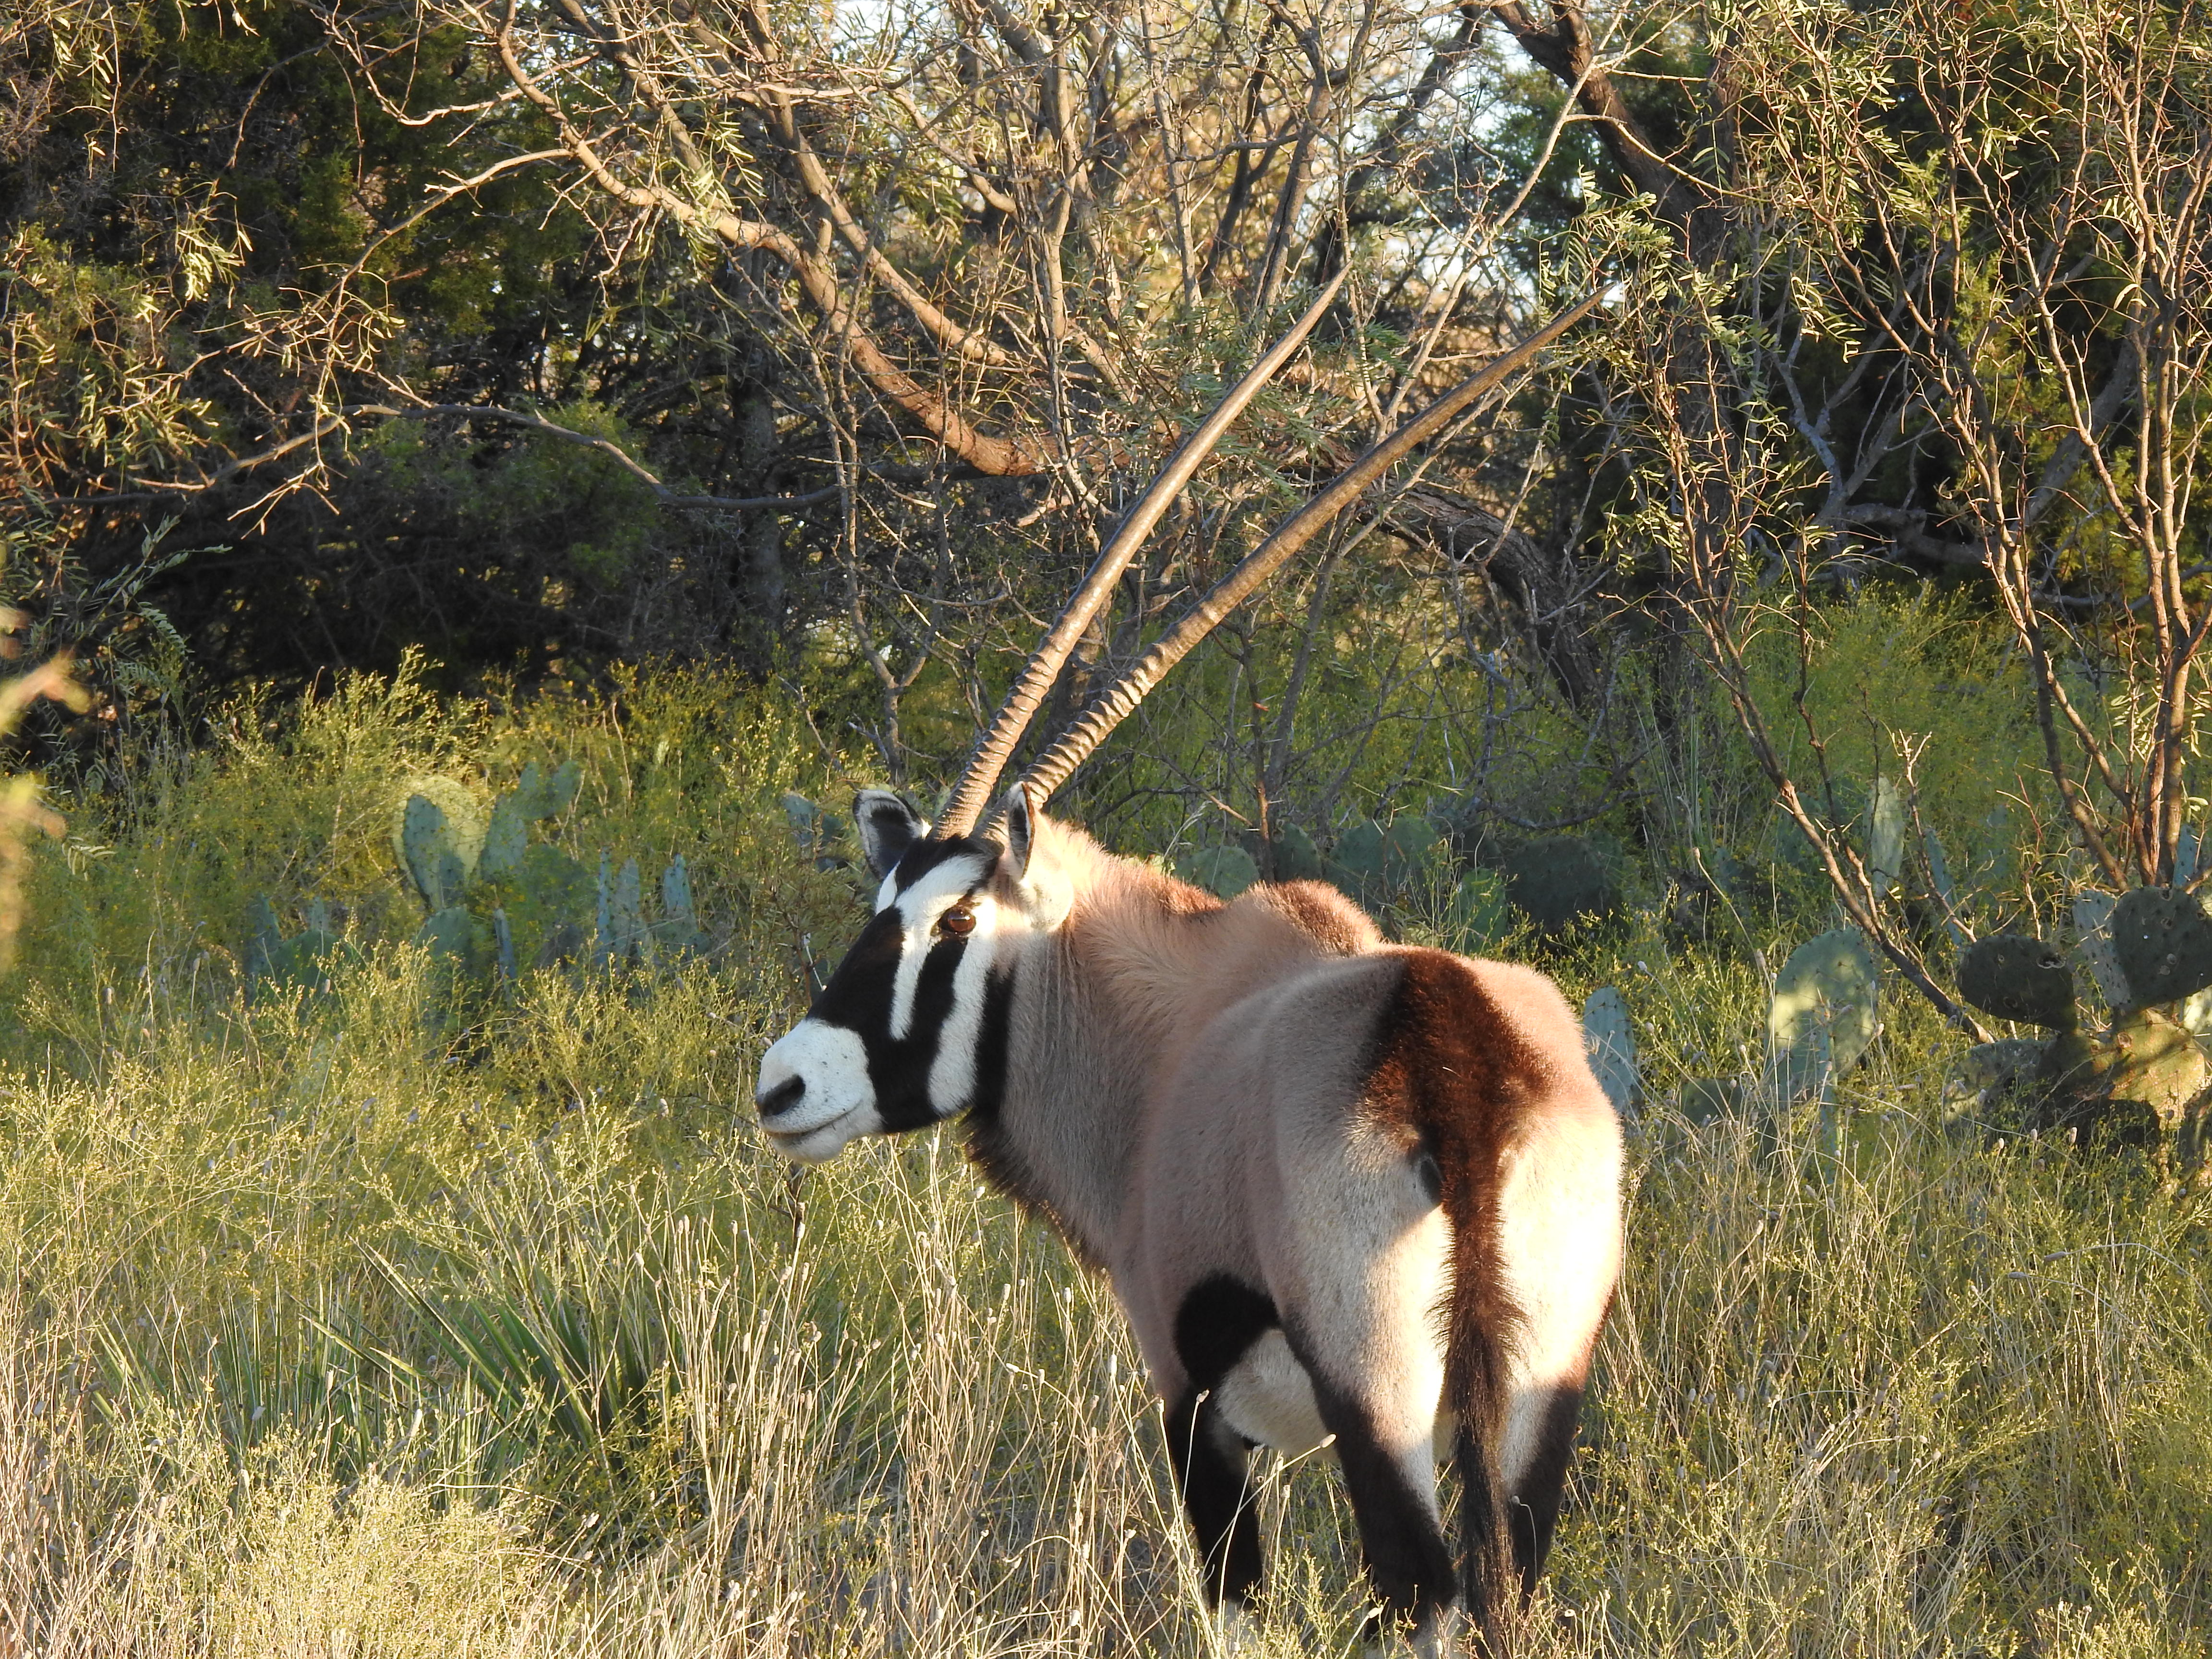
[753,290,1620,1653]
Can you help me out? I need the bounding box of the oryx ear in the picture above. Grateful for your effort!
[997,783,1074,928]
[1000,782,1040,880]
[854,789,928,880]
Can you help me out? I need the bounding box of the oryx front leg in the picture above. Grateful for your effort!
[1165,1388,1264,1615]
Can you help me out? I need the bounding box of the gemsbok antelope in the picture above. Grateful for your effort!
[753,287,1621,1654]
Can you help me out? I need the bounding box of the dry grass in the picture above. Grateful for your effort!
[0,662,2205,1657]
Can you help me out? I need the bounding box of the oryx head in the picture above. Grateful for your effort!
[753,784,1072,1164]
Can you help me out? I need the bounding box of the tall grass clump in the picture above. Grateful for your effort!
[0,649,2206,1656]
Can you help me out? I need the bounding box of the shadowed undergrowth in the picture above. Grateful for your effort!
[0,661,2207,1657]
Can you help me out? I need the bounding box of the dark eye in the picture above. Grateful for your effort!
[938,907,975,938]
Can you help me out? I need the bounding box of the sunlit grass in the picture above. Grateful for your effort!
[0,660,2206,1656]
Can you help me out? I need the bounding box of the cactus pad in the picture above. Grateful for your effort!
[1956,933,2075,1029]
[652,854,711,958]
[1268,823,1326,882]
[1382,816,1446,892]
[1678,1076,1745,1125]
[1581,987,1637,1116]
[1173,844,1259,900]
[390,775,484,904]
[593,854,648,966]
[2112,884,2212,1008]
[480,793,529,880]
[2032,1006,2211,1149]
[509,758,582,821]
[780,793,848,869]
[1768,927,1878,1099]
[413,904,492,980]
[1329,820,1388,895]
[1923,828,1970,950]
[1240,823,1327,882]
[2071,890,2128,1009]
[1501,838,1617,933]
[1867,776,1906,900]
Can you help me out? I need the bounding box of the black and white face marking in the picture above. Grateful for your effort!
[754,790,1028,1164]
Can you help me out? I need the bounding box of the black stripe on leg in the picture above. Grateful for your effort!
[1165,1389,1262,1609]
[1505,1384,1586,1595]
[1290,1339,1455,1642]
[1168,1275,1280,1609]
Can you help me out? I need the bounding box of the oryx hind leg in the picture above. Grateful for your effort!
[1493,1091,1621,1597]
[1295,1351,1458,1656]
[1276,1204,1460,1652]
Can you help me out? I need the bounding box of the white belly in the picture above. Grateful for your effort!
[1212,1330,1330,1455]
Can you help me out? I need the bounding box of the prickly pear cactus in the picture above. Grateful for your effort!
[1581,987,1637,1116]
[1956,933,2076,1029]
[1382,816,1447,892]
[245,897,361,1001]
[2183,986,2212,1038]
[1269,823,1327,882]
[595,854,648,966]
[652,855,710,959]
[391,776,485,908]
[1923,828,1970,950]
[780,792,850,869]
[1450,869,1510,949]
[414,904,493,979]
[1501,838,1617,933]
[1173,844,1259,900]
[400,796,469,912]
[1768,928,1878,1100]
[2111,885,2212,1009]
[1240,823,1326,883]
[1328,819,1389,900]
[1677,1076,1746,1126]
[2071,890,2128,1010]
[2032,1007,2210,1154]
[1867,776,1906,900]
[384,759,698,983]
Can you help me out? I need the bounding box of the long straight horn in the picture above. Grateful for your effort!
[933,267,1352,837]
[1018,290,1604,809]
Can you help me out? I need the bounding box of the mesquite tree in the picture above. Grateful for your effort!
[1577,0,2212,1018]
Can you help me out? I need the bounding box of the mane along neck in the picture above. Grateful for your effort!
[968,816,1377,1260]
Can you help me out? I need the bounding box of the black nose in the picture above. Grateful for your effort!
[756,1074,806,1118]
